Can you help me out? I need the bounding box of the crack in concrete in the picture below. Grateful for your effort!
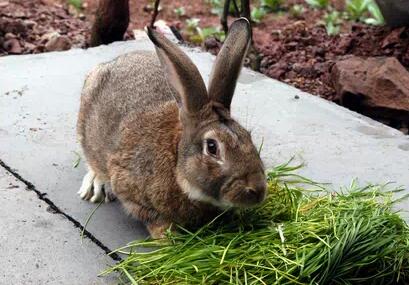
[0,158,122,262]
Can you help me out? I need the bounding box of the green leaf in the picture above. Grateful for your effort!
[251,7,267,23]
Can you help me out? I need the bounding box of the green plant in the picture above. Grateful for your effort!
[185,18,200,30]
[201,27,226,42]
[305,0,329,9]
[322,10,342,35]
[184,19,225,44]
[251,6,267,23]
[208,0,223,15]
[207,0,241,16]
[260,0,282,12]
[104,162,409,284]
[68,0,82,10]
[289,4,305,18]
[174,7,186,17]
[365,1,385,25]
[346,0,385,25]
[346,0,371,20]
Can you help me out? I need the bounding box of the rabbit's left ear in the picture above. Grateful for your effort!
[147,26,209,116]
[208,18,251,110]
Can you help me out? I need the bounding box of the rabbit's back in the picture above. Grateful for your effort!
[77,51,176,176]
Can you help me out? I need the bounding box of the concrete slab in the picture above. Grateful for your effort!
[0,167,116,285]
[0,38,408,256]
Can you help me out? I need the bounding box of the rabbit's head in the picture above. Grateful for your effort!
[147,18,266,208]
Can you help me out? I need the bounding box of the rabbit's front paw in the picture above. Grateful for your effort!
[77,170,114,203]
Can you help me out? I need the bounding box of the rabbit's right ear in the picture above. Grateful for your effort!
[208,18,251,110]
[147,27,209,116]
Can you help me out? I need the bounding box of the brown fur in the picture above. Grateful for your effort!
[77,19,266,237]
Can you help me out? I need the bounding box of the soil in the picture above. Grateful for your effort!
[1,0,408,133]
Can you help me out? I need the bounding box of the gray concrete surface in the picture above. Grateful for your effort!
[0,167,116,285]
[1,38,408,282]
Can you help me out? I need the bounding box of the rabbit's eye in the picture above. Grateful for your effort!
[205,139,219,157]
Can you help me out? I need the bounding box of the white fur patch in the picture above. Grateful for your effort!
[77,170,114,203]
[177,177,231,209]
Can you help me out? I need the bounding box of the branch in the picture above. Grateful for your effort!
[221,0,231,34]
[149,0,161,28]
[232,0,240,17]
[240,0,251,21]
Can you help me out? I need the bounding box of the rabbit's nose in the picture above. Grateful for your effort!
[244,184,266,204]
[246,173,267,195]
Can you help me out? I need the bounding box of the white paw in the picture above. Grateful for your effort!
[90,176,104,203]
[78,171,95,201]
[77,171,115,203]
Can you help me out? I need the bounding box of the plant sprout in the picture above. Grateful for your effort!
[322,10,343,36]
[260,0,282,12]
[68,0,82,10]
[174,7,186,17]
[251,7,267,23]
[290,4,305,19]
[305,0,329,9]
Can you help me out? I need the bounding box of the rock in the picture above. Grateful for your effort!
[266,62,288,79]
[335,36,353,55]
[24,42,36,52]
[204,37,219,50]
[45,34,71,51]
[375,0,409,28]
[312,46,326,57]
[3,38,22,54]
[260,56,273,69]
[4,33,17,40]
[0,1,9,8]
[23,20,37,29]
[292,62,318,78]
[41,31,59,42]
[1,19,27,35]
[331,56,409,118]
[381,27,406,49]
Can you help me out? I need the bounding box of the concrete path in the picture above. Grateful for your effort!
[0,166,116,284]
[1,37,408,284]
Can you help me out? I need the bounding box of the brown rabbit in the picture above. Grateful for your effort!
[77,18,267,238]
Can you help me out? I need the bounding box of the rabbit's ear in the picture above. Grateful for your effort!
[208,18,251,110]
[147,27,209,115]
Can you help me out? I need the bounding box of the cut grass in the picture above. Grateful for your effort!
[103,162,409,284]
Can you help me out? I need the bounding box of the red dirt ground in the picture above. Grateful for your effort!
[1,0,408,132]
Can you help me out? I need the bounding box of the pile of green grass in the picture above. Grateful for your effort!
[104,163,409,284]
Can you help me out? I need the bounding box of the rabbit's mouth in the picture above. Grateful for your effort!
[219,173,267,208]
[220,184,267,208]
[177,176,228,208]
[177,173,267,209]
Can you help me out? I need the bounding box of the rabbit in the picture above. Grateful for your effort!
[76,18,267,238]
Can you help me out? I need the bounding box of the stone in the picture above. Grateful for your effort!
[3,38,22,54]
[4,32,16,40]
[1,19,27,35]
[266,61,288,79]
[45,34,72,51]
[375,0,409,28]
[381,27,406,49]
[204,37,220,50]
[335,36,353,55]
[23,19,37,29]
[24,42,36,52]
[331,56,409,118]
